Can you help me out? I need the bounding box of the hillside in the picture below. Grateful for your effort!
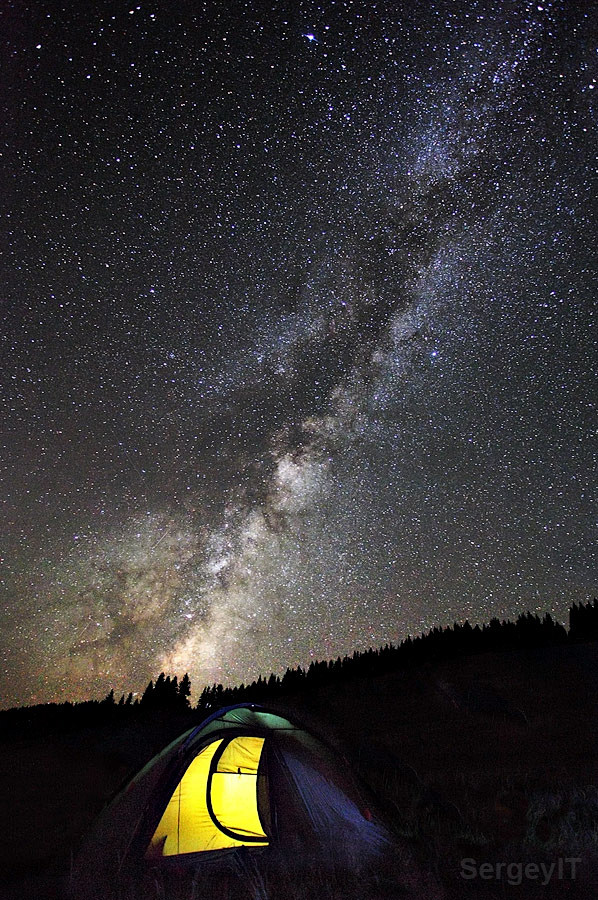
[1,635,598,898]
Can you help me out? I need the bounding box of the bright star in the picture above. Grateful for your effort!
[303,33,318,43]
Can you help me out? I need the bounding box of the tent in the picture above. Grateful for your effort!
[70,704,391,899]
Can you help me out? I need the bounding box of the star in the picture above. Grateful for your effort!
[0,0,594,708]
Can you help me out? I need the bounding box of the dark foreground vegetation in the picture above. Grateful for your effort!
[1,600,598,898]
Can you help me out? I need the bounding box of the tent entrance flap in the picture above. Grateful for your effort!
[147,736,269,857]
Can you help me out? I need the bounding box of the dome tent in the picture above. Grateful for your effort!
[70,704,392,899]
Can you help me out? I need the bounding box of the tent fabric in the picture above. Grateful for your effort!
[180,707,301,751]
[278,748,389,854]
[148,736,268,856]
[149,739,224,856]
[216,734,264,773]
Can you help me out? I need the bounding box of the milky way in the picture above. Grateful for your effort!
[1,0,596,707]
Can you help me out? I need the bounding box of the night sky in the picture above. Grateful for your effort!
[1,0,596,708]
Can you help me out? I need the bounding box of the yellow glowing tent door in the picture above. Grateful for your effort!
[148,736,269,856]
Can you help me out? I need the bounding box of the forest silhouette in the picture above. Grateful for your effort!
[2,600,597,732]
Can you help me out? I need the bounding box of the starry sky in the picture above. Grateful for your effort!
[1,0,596,708]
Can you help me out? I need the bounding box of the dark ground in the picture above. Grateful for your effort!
[1,641,598,898]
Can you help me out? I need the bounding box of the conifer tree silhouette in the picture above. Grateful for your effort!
[178,673,192,708]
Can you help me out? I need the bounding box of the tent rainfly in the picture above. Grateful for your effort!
[70,704,391,899]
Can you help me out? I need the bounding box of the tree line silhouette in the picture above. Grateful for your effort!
[196,605,584,711]
[2,600,597,732]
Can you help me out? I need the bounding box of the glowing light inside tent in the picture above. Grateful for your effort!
[148,736,268,856]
